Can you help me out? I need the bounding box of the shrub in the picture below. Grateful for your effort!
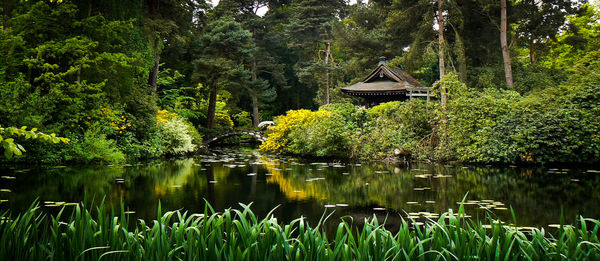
[508,75,600,163]
[288,110,349,157]
[261,109,350,157]
[446,88,522,163]
[262,102,435,160]
[260,109,313,153]
[214,112,234,129]
[232,111,253,128]
[156,109,178,122]
[349,122,403,160]
[349,101,436,161]
[116,130,168,160]
[319,102,357,121]
[66,129,125,164]
[156,116,198,156]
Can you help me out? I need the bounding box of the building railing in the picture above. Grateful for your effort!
[406,87,434,102]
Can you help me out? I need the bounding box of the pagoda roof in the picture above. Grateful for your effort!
[341,60,425,96]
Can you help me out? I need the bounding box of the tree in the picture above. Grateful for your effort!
[437,0,448,111]
[214,0,283,126]
[437,0,446,79]
[194,17,254,129]
[500,0,513,87]
[144,0,205,94]
[541,4,600,70]
[513,0,579,65]
[332,3,393,82]
[285,0,346,107]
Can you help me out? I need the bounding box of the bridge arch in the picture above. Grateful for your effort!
[203,129,266,146]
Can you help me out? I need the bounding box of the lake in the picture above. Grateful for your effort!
[2,147,600,233]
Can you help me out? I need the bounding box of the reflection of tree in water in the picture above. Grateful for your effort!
[3,152,600,227]
[205,164,216,206]
[261,158,600,226]
[1,159,215,219]
[0,166,126,214]
[263,157,311,201]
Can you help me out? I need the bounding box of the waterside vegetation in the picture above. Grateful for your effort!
[260,69,600,164]
[1,201,600,260]
[2,1,600,165]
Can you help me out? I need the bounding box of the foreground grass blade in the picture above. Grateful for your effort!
[1,200,600,260]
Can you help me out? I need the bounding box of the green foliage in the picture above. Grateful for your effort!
[445,68,600,163]
[541,4,600,71]
[432,72,468,100]
[352,101,436,161]
[263,102,435,160]
[156,117,198,156]
[447,89,522,163]
[232,111,252,128]
[3,201,600,260]
[1,0,599,165]
[0,0,162,163]
[511,63,564,94]
[66,129,125,164]
[288,110,349,157]
[0,125,69,159]
[319,102,357,120]
[265,70,600,164]
[213,113,234,129]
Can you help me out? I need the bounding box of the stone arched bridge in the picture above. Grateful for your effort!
[203,129,266,146]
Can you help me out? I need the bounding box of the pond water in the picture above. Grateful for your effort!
[2,147,600,233]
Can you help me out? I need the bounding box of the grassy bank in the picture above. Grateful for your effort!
[1,201,599,260]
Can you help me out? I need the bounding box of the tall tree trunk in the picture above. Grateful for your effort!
[437,0,449,157]
[500,0,513,87]
[455,30,467,83]
[324,41,331,105]
[147,0,161,94]
[2,0,12,27]
[529,38,536,64]
[149,41,160,94]
[77,64,82,83]
[251,60,260,127]
[251,94,259,127]
[437,0,446,109]
[206,85,218,129]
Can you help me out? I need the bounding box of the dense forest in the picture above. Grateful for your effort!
[1,0,599,164]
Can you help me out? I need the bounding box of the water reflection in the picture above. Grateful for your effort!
[1,148,600,231]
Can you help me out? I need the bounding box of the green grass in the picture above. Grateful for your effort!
[1,201,600,260]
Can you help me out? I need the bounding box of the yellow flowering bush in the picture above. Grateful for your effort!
[287,110,351,157]
[259,110,316,153]
[156,109,177,123]
[80,107,131,134]
[214,113,234,129]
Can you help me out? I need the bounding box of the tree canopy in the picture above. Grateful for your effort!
[1,0,598,164]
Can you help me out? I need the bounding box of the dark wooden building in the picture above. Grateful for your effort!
[341,57,432,107]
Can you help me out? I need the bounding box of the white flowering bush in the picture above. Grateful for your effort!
[157,117,198,155]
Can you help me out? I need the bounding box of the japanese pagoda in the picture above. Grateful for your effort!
[340,57,432,107]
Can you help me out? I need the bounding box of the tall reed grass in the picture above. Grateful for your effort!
[1,201,599,260]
